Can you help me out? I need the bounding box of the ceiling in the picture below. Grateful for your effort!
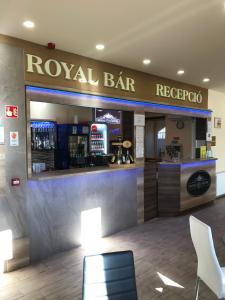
[1,0,225,92]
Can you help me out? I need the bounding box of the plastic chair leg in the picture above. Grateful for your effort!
[194,276,200,300]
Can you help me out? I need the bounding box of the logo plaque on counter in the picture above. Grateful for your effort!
[187,170,211,197]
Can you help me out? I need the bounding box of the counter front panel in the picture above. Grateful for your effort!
[158,159,216,216]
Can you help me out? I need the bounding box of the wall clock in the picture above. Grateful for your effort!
[176,120,184,129]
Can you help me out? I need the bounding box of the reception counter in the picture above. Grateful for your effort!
[157,159,216,216]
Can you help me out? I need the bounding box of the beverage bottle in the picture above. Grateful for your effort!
[125,150,131,164]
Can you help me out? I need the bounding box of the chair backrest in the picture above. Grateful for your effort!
[189,215,223,298]
[82,250,138,300]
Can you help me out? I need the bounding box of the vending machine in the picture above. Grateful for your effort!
[90,123,108,155]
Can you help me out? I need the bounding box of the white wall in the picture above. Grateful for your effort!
[208,89,225,173]
[30,101,92,124]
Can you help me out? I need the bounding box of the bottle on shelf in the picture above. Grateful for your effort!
[125,150,131,164]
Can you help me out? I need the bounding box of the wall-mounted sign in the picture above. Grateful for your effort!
[5,105,18,118]
[156,84,203,104]
[134,114,145,126]
[136,126,144,158]
[23,45,208,110]
[206,132,212,142]
[10,131,19,146]
[26,54,135,93]
[0,125,4,144]
[211,136,216,146]
[214,117,222,128]
[96,111,120,124]
[187,170,211,197]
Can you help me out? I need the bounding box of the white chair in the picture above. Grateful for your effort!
[189,215,225,300]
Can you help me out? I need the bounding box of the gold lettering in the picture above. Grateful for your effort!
[26,54,44,74]
[104,72,115,87]
[45,59,61,77]
[73,66,87,83]
[196,92,203,103]
[60,62,75,80]
[87,68,99,86]
[164,86,170,97]
[170,88,177,99]
[126,78,135,92]
[156,84,164,96]
[115,72,126,90]
[177,89,184,100]
[183,90,189,100]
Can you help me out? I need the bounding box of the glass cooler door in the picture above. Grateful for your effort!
[90,123,108,155]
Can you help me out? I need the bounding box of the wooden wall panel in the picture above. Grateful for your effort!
[144,161,158,220]
[158,165,180,216]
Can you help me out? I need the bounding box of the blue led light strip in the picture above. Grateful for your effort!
[160,160,216,169]
[26,86,211,117]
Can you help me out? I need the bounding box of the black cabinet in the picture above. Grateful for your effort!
[196,118,207,140]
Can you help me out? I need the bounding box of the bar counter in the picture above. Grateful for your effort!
[29,163,140,180]
[157,158,216,216]
[26,163,144,261]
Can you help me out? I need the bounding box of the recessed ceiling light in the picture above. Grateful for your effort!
[203,78,210,83]
[143,59,151,65]
[23,20,35,29]
[177,70,185,75]
[96,44,105,50]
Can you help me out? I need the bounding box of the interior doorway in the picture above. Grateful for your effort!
[144,113,166,221]
[145,114,166,160]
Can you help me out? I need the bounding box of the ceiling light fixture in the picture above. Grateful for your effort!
[203,78,210,83]
[96,44,105,50]
[143,59,151,65]
[177,70,185,75]
[23,20,35,29]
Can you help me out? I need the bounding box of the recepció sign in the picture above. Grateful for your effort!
[156,84,203,104]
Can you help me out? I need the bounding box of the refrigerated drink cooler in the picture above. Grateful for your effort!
[90,123,108,155]
[68,135,89,166]
[89,122,110,166]
[31,120,57,173]
[56,124,89,169]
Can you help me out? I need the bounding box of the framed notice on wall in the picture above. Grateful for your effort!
[0,125,4,144]
[136,126,144,158]
[214,117,222,128]
[134,114,145,126]
[10,131,19,146]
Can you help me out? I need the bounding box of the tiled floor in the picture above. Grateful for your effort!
[1,198,225,300]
